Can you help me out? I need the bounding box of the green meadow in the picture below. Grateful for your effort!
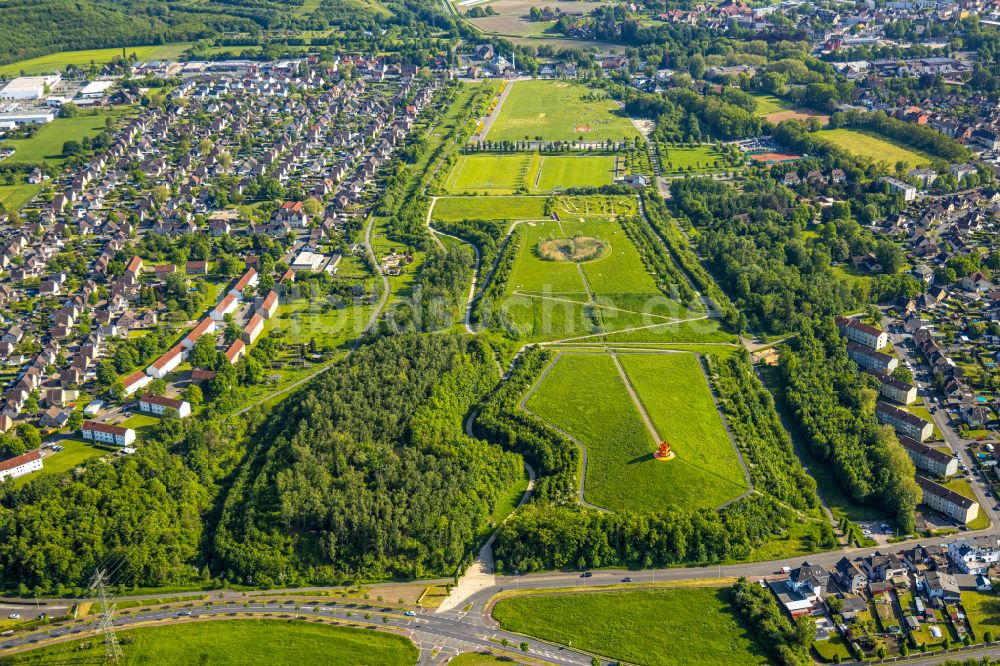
[487,80,640,143]
[492,587,769,666]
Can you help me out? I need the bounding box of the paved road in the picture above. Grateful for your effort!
[0,601,595,666]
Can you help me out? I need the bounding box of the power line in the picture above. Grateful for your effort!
[88,570,122,665]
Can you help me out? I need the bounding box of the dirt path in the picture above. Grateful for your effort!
[609,350,661,444]
[470,79,513,143]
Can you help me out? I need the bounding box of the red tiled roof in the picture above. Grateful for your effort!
[0,449,41,473]
[150,345,184,370]
[123,370,147,387]
[82,420,129,436]
[140,394,183,409]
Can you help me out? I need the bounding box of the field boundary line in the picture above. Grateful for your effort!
[510,291,681,321]
[609,350,661,445]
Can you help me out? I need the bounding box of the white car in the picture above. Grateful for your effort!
[8,613,19,619]
[862,529,873,536]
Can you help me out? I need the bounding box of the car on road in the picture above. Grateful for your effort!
[404,611,416,617]
[175,611,192,617]
[580,571,593,578]
[862,529,873,536]
[7,614,18,619]
[622,577,633,582]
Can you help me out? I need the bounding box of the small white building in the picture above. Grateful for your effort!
[122,370,152,397]
[0,450,42,481]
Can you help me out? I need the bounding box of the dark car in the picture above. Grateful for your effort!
[580,571,593,578]
[622,577,633,583]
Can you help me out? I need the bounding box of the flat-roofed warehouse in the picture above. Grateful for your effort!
[0,74,61,100]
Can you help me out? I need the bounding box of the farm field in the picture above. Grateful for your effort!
[460,0,616,37]
[525,352,741,511]
[445,153,537,193]
[486,80,640,143]
[617,352,750,505]
[533,154,617,190]
[431,195,547,221]
[0,44,192,76]
[6,620,418,665]
[820,128,930,167]
[492,586,769,666]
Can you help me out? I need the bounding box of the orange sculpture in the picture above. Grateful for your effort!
[654,440,674,461]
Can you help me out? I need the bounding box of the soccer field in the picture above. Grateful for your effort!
[524,351,748,511]
[431,195,548,221]
[533,155,617,190]
[487,80,641,143]
[444,154,536,193]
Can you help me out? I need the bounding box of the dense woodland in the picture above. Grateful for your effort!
[781,319,921,532]
[732,577,813,666]
[213,333,522,585]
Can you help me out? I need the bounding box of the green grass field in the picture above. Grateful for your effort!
[751,93,791,116]
[431,196,547,221]
[8,620,418,664]
[487,80,640,143]
[492,587,768,666]
[660,144,731,175]
[534,155,617,190]
[445,154,537,193]
[14,439,112,488]
[501,215,686,342]
[618,352,750,505]
[0,44,191,76]
[0,110,124,211]
[819,128,931,167]
[449,653,519,665]
[961,591,1000,640]
[526,352,743,511]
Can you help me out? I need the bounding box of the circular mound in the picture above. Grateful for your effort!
[574,124,592,132]
[538,236,610,263]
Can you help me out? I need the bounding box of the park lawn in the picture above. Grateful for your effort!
[8,619,418,665]
[660,144,731,175]
[14,438,111,488]
[751,93,791,116]
[551,195,637,218]
[0,44,192,76]
[819,128,931,168]
[445,153,537,194]
[961,590,1000,640]
[596,318,736,344]
[487,80,640,143]
[502,219,673,342]
[492,587,769,666]
[527,352,726,511]
[121,413,161,439]
[432,195,547,221]
[534,155,616,191]
[618,352,750,506]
